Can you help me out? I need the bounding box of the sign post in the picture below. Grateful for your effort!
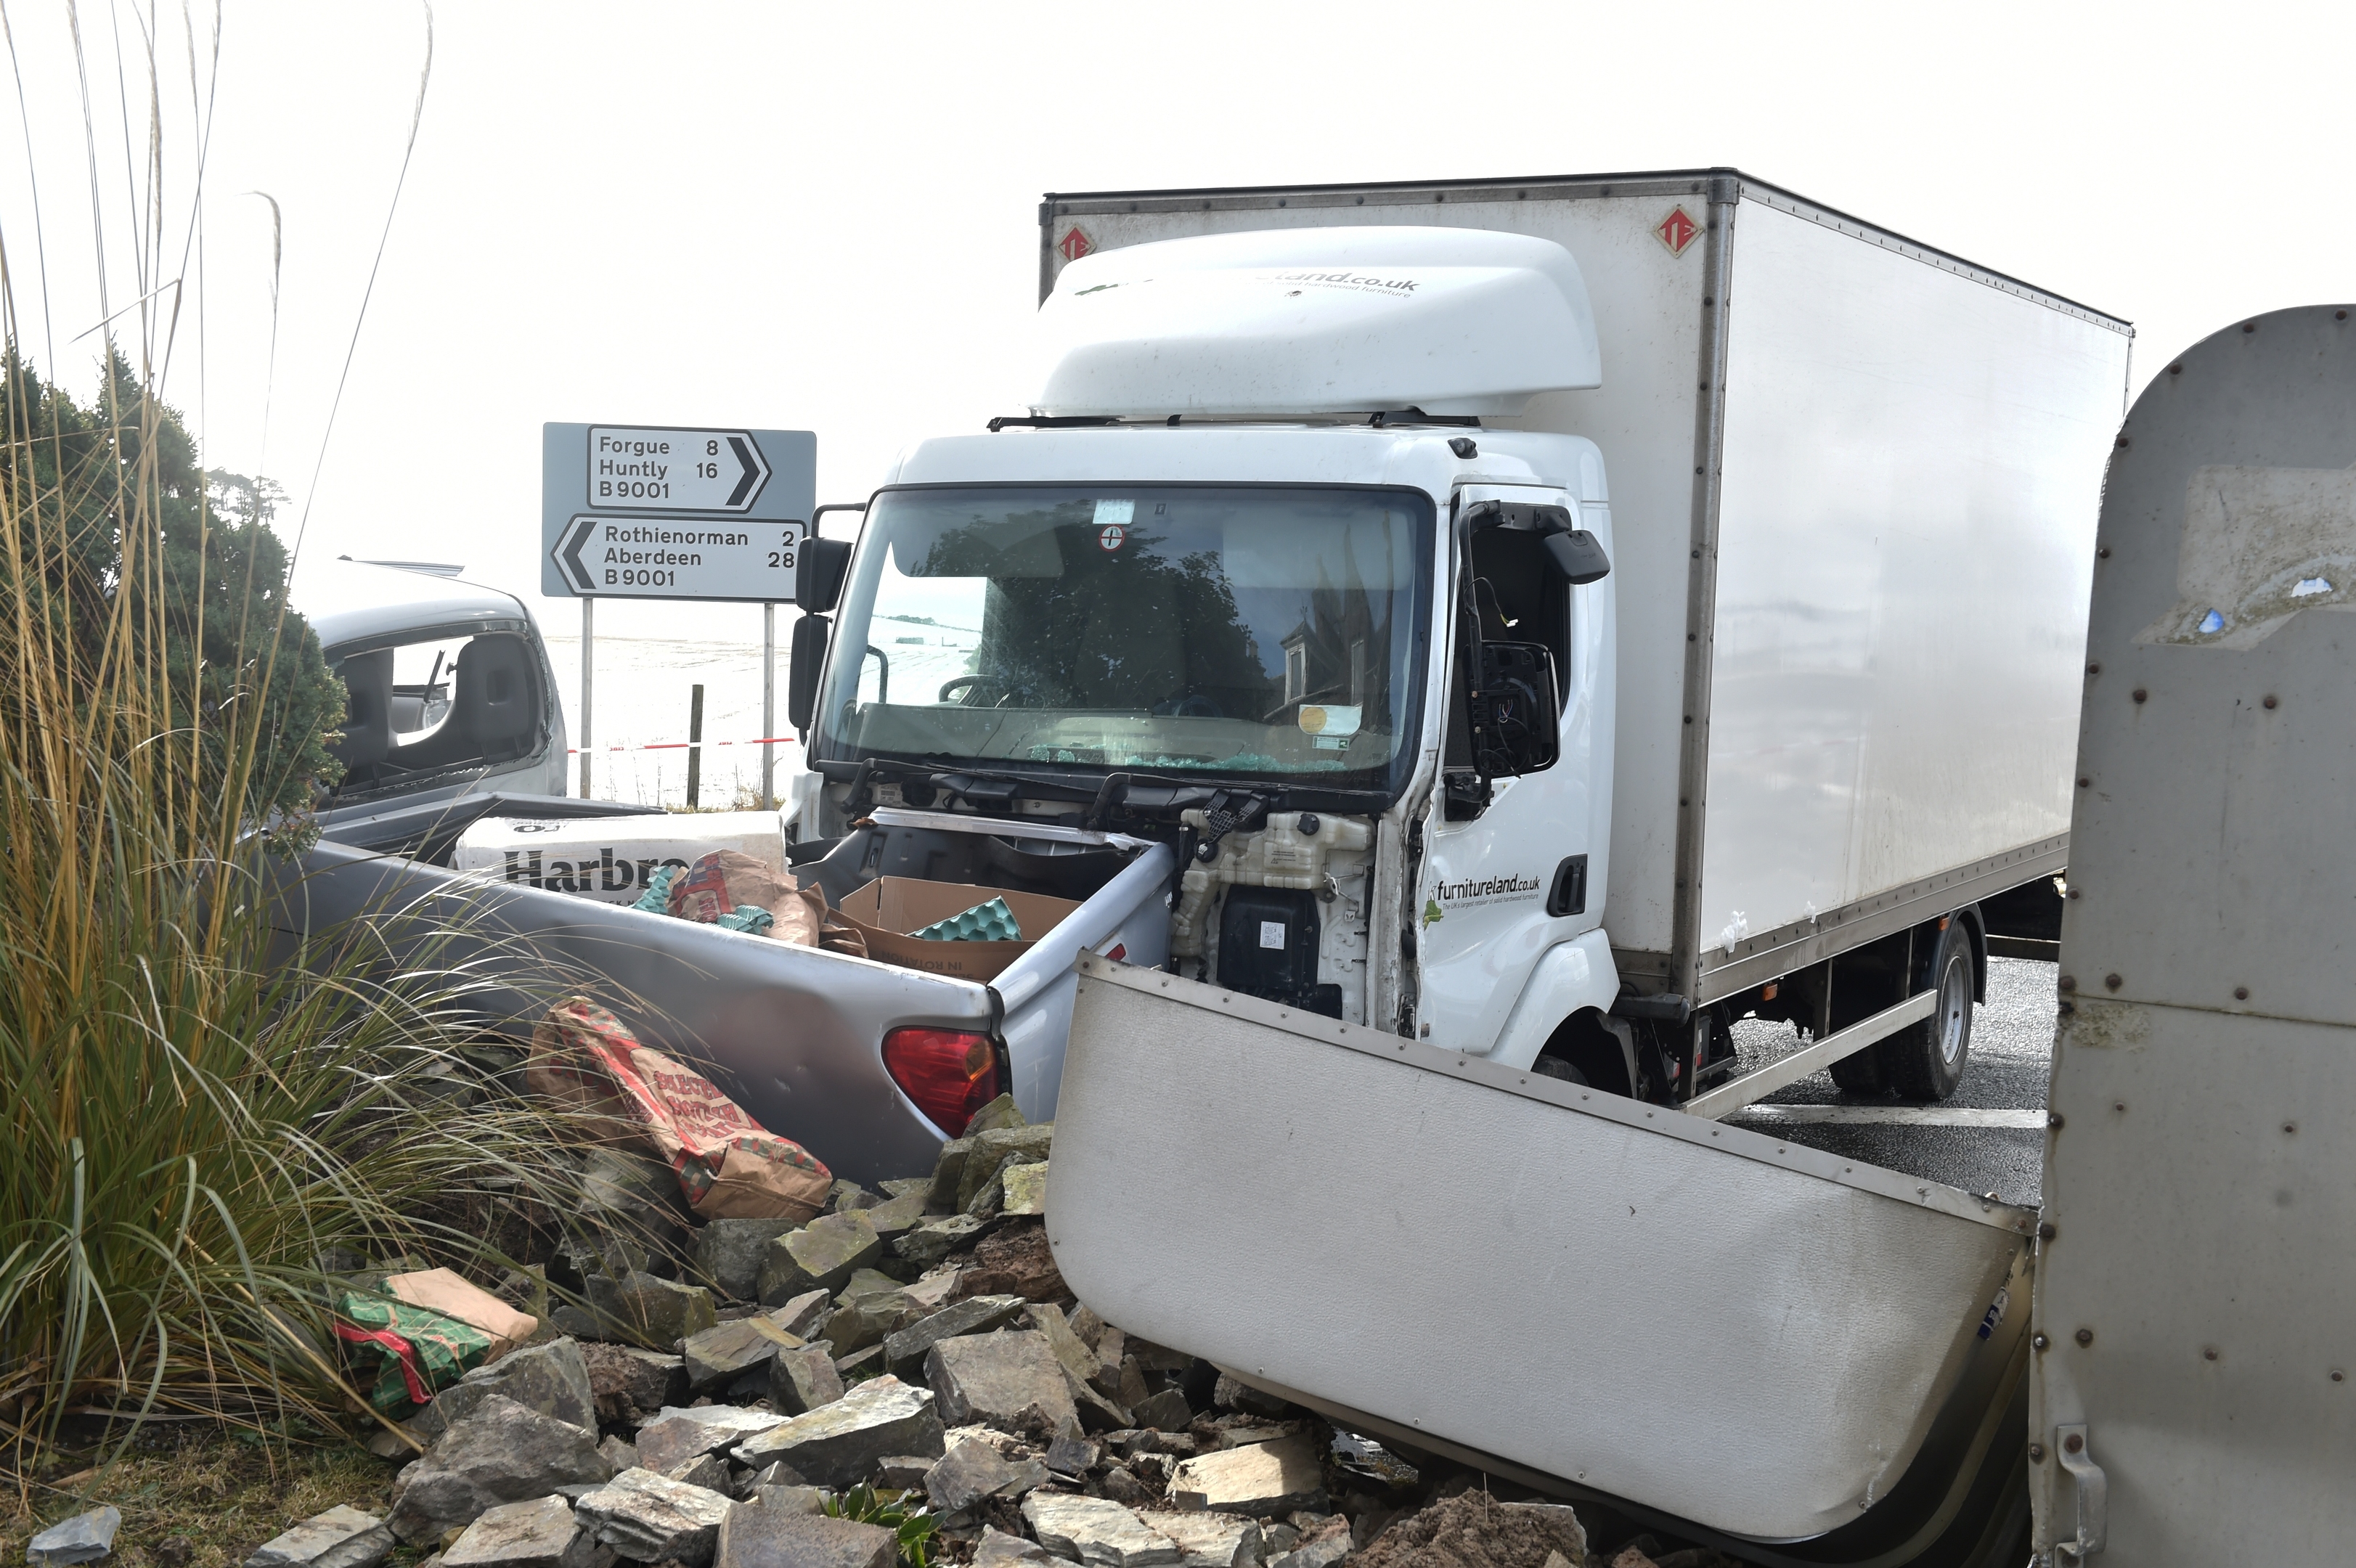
[542,423,817,804]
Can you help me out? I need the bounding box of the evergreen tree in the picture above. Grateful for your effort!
[0,348,344,837]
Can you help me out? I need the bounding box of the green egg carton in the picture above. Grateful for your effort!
[714,904,775,934]
[632,865,680,913]
[913,896,1024,943]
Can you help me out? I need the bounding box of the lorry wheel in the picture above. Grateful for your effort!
[1828,1042,1886,1094]
[1531,1054,1589,1087]
[1882,921,1975,1101]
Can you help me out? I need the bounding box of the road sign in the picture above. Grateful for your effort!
[542,422,815,602]
[547,513,807,600]
[587,425,770,513]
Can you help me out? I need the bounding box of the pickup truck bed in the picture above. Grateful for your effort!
[290,798,1173,1183]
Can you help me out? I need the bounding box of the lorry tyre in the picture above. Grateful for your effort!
[1829,1041,1886,1094]
[1531,1054,1589,1087]
[1881,920,1975,1101]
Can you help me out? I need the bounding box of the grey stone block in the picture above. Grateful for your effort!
[768,1289,833,1339]
[1021,1494,1181,1568]
[875,1454,934,1489]
[1133,1389,1195,1433]
[573,1467,736,1566]
[849,1190,930,1238]
[1000,1161,1048,1217]
[386,1395,614,1544]
[926,1331,1079,1433]
[684,1315,803,1392]
[768,1340,847,1415]
[1167,1436,1326,1516]
[749,1484,828,1514]
[924,1440,1049,1515]
[730,1376,945,1487]
[714,1506,896,1568]
[758,1212,883,1306]
[579,1342,687,1423]
[694,1219,799,1302]
[957,1126,1053,1212]
[242,1505,392,1568]
[442,1495,578,1568]
[417,1338,597,1441]
[28,1506,122,1567]
[881,1294,1027,1376]
[599,1271,719,1345]
[971,1524,1057,1568]
[926,1137,975,1212]
[635,1404,791,1473]
[1150,1511,1266,1568]
[890,1214,987,1266]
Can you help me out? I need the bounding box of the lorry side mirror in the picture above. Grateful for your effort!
[1542,528,1611,585]
[796,538,855,613]
[788,613,831,733]
[1468,640,1562,778]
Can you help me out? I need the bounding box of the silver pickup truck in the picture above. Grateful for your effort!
[295,558,1175,1184]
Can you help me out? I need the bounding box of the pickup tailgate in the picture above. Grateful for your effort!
[1049,957,2034,1542]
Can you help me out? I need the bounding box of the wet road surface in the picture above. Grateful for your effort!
[1724,956,2058,1207]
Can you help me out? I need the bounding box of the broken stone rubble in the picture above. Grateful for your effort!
[277,1103,1684,1568]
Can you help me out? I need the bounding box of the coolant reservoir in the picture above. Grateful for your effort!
[1170,812,1373,957]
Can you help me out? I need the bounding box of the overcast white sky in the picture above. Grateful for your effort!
[5,0,2352,645]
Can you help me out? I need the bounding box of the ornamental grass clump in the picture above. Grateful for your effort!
[0,15,596,1455]
[0,346,605,1455]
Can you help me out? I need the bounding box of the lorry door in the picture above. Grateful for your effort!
[2032,307,2356,1564]
[1414,483,1607,1060]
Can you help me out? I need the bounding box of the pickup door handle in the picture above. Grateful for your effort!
[2054,1423,2106,1559]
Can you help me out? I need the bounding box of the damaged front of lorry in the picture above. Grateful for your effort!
[781,224,1621,1126]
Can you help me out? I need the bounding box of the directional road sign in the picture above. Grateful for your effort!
[542,423,815,602]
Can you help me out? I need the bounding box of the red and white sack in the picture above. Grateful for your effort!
[527,995,831,1220]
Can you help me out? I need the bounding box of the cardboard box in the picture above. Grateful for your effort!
[836,876,1082,981]
[452,809,786,905]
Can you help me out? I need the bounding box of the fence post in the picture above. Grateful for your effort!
[685,683,705,809]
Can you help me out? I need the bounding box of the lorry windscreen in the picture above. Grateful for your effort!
[815,484,1433,793]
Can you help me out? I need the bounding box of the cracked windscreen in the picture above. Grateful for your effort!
[815,485,1433,790]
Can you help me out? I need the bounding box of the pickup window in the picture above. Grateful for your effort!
[818,484,1435,796]
[327,629,546,795]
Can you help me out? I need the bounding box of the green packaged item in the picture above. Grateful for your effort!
[714,905,775,934]
[632,864,681,913]
[333,1291,497,1413]
[913,896,1022,943]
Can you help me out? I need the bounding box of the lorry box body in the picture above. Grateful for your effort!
[1034,170,2131,1008]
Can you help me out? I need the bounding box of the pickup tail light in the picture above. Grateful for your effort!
[882,1027,1001,1136]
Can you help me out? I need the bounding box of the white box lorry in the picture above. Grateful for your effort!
[1052,299,2356,1567]
[784,168,2127,1119]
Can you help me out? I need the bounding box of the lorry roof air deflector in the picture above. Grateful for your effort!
[1031,226,1602,417]
[1050,958,2031,1542]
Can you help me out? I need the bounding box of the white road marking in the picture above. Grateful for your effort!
[1727,1105,2049,1128]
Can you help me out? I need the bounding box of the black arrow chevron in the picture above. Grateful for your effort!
[558,515,597,593]
[727,436,765,508]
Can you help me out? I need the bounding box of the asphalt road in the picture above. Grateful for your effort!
[1724,956,2058,1207]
